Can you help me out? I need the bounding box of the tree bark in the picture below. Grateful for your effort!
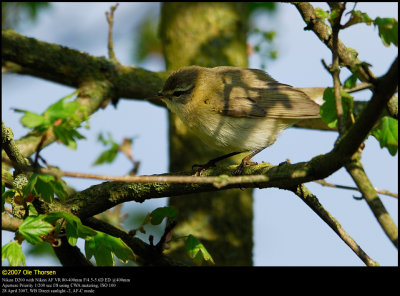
[159,2,253,265]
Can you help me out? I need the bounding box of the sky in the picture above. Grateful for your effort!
[2,2,398,266]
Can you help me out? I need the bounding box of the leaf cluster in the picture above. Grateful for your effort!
[15,91,88,149]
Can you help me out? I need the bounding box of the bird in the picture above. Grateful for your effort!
[152,65,321,175]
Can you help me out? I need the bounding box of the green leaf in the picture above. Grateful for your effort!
[150,206,178,225]
[343,74,358,89]
[3,188,16,212]
[66,223,78,246]
[45,212,97,245]
[346,10,373,27]
[320,88,353,128]
[315,8,329,19]
[92,145,119,165]
[85,231,135,266]
[77,224,98,240]
[375,17,398,47]
[35,178,55,203]
[18,215,54,245]
[185,235,214,266]
[22,174,38,198]
[44,93,80,122]
[23,174,68,203]
[14,91,86,151]
[2,241,26,266]
[372,116,398,156]
[20,111,47,128]
[50,180,68,201]
[93,244,114,266]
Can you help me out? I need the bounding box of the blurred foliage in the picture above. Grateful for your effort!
[132,2,279,68]
[2,2,51,29]
[133,15,162,63]
[248,2,277,14]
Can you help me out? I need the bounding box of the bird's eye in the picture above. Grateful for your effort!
[172,90,187,97]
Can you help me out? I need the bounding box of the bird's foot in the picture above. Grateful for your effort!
[233,160,258,176]
[192,160,217,176]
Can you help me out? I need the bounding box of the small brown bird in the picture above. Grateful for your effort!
[154,65,321,174]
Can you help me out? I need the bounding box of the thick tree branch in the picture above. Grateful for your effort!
[52,236,93,266]
[2,29,168,100]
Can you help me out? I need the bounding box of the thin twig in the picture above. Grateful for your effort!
[1,156,269,187]
[292,184,379,266]
[330,2,347,134]
[105,3,119,62]
[314,179,398,199]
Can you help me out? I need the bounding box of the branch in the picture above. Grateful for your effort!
[291,184,379,266]
[2,121,31,173]
[346,156,398,248]
[2,213,22,232]
[329,2,347,134]
[105,3,119,63]
[2,29,168,100]
[83,217,187,266]
[314,179,398,199]
[52,236,93,266]
[292,2,377,83]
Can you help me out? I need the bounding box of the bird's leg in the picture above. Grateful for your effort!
[192,151,241,176]
[233,148,265,175]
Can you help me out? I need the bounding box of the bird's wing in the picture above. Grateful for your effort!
[210,82,321,119]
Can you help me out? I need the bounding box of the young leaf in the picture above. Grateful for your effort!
[23,174,67,203]
[99,232,135,263]
[35,178,55,203]
[3,188,16,212]
[45,212,97,245]
[18,215,54,245]
[92,145,119,165]
[66,222,79,246]
[85,231,135,266]
[2,241,26,266]
[93,243,114,266]
[50,180,68,201]
[150,207,178,225]
[185,234,214,266]
[371,116,398,156]
[20,111,47,129]
[343,74,358,89]
[375,17,398,47]
[22,173,39,198]
[320,88,353,128]
[315,8,329,19]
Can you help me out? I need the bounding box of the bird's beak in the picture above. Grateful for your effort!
[145,92,164,102]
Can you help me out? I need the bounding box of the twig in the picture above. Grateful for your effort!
[105,3,119,62]
[292,2,377,83]
[292,184,379,266]
[346,156,398,248]
[329,2,347,134]
[314,179,398,199]
[1,157,270,187]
